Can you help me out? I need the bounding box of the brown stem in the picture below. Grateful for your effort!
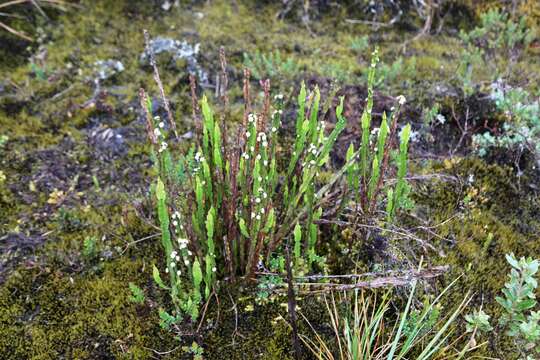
[189,74,201,143]
[143,29,179,140]
[139,88,157,145]
[285,246,302,359]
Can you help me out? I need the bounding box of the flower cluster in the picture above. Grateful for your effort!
[193,151,205,173]
[153,116,168,153]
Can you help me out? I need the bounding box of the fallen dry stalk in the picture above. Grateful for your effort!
[270,265,449,294]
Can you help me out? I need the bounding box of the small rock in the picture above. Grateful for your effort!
[93,59,125,80]
[140,36,208,84]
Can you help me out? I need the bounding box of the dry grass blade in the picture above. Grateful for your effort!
[0,0,76,40]
[0,19,32,40]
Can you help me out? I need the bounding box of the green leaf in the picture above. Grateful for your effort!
[206,207,215,242]
[192,258,203,302]
[152,264,169,290]
[517,299,537,311]
[293,223,302,260]
[263,208,276,233]
[239,218,250,238]
[318,96,347,167]
[156,178,166,201]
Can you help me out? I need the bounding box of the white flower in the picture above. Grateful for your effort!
[263,160,268,166]
[212,267,217,272]
[262,141,268,147]
[153,128,161,137]
[243,153,249,160]
[397,95,406,105]
[187,250,192,256]
[175,255,180,261]
[310,160,316,165]
[171,262,176,267]
[250,146,255,152]
[176,270,182,276]
[165,267,169,273]
[184,259,190,266]
[436,114,446,124]
[262,192,267,199]
[248,113,256,123]
[246,131,251,138]
[272,127,277,133]
[255,197,261,203]
[172,220,178,227]
[159,121,165,128]
[251,212,256,219]
[256,154,262,160]
[260,208,265,214]
[274,94,283,100]
[258,176,262,182]
[256,214,261,220]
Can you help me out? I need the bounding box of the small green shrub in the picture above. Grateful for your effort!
[457,8,535,95]
[128,283,145,304]
[466,253,540,359]
[372,57,416,90]
[465,309,492,333]
[350,35,370,53]
[182,341,204,360]
[243,50,300,80]
[472,84,540,160]
[82,236,98,260]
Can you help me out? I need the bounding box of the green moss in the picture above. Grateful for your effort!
[414,157,540,357]
[0,260,172,358]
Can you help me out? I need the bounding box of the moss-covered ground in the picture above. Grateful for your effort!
[0,0,539,358]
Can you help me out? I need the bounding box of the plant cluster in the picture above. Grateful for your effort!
[345,72,412,223]
[139,44,412,329]
[243,50,300,81]
[466,253,540,359]
[372,57,416,90]
[303,279,472,359]
[457,8,535,96]
[472,83,540,161]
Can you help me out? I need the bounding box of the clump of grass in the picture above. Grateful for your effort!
[301,279,476,359]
